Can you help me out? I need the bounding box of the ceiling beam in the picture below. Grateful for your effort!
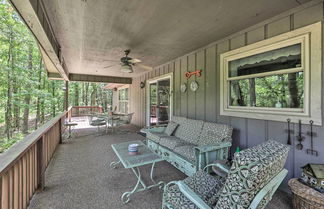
[69,74,132,84]
[9,0,69,80]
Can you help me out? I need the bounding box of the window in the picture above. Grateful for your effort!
[220,22,322,125]
[118,88,128,114]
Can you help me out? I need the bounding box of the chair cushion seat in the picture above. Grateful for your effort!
[173,145,196,163]
[146,132,169,144]
[90,119,106,126]
[164,170,226,209]
[159,137,189,150]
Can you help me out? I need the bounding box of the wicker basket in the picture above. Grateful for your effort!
[288,178,324,209]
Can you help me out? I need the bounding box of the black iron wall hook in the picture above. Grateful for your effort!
[296,120,304,150]
[306,120,318,156]
[285,119,292,145]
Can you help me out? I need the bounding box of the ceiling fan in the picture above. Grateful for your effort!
[104,49,152,73]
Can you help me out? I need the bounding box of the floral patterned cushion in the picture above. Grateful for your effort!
[173,144,196,163]
[214,140,290,209]
[165,121,179,136]
[159,137,189,150]
[146,132,169,144]
[174,118,204,145]
[164,170,226,209]
[197,122,233,146]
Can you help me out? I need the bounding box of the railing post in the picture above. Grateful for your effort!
[0,176,2,209]
[37,137,44,191]
[59,118,63,144]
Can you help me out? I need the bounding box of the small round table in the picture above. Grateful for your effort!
[288,178,324,209]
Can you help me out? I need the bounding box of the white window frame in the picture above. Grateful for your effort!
[146,73,173,127]
[117,85,129,114]
[220,22,322,125]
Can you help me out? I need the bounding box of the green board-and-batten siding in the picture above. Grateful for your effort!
[129,1,324,190]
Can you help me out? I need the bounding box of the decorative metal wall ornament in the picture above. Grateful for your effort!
[180,83,187,93]
[296,120,304,150]
[140,81,145,89]
[185,70,202,79]
[190,81,199,91]
[306,120,318,156]
[285,118,293,145]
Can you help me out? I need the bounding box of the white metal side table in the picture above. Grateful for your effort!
[110,140,165,203]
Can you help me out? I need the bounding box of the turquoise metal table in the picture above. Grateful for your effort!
[110,140,165,203]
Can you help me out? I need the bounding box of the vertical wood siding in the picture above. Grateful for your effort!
[130,2,324,190]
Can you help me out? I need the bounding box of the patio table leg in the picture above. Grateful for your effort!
[110,161,120,169]
[121,164,165,204]
[150,162,165,189]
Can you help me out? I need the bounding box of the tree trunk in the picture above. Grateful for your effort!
[40,76,45,124]
[82,82,86,105]
[12,77,20,131]
[90,84,97,106]
[35,59,42,129]
[22,44,33,134]
[5,32,14,140]
[52,81,56,117]
[288,73,299,108]
[85,82,89,105]
[249,78,256,107]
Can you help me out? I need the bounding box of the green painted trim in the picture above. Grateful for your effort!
[195,141,232,153]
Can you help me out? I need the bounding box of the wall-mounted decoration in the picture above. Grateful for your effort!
[185,70,202,79]
[140,81,145,89]
[180,83,187,93]
[190,81,199,91]
[306,120,318,156]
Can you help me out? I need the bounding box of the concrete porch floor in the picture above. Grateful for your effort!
[28,121,293,209]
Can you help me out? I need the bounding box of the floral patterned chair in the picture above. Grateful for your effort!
[162,140,290,209]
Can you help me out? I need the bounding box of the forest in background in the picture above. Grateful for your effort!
[0,1,112,152]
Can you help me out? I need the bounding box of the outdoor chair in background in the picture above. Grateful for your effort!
[111,113,134,133]
[89,114,107,135]
[162,140,290,209]
[63,122,78,139]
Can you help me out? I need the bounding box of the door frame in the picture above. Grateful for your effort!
[146,73,173,127]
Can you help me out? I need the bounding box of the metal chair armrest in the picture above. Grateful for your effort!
[176,181,212,209]
[203,163,230,174]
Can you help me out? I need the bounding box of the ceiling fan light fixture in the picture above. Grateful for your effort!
[121,63,133,73]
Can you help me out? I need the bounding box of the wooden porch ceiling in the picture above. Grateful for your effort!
[9,0,311,81]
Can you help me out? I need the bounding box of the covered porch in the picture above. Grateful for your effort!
[26,122,291,209]
[1,0,324,208]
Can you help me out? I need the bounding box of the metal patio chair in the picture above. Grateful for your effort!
[89,114,108,135]
[162,140,290,209]
[111,113,134,133]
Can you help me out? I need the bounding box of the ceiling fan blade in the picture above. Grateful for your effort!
[103,59,120,62]
[129,58,141,64]
[135,63,153,71]
[104,64,118,68]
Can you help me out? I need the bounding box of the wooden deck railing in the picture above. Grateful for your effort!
[0,107,73,209]
[71,106,103,117]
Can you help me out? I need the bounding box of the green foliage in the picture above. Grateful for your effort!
[0,0,113,151]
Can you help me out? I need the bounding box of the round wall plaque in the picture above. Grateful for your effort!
[190,81,199,91]
[180,83,187,93]
[140,81,145,89]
